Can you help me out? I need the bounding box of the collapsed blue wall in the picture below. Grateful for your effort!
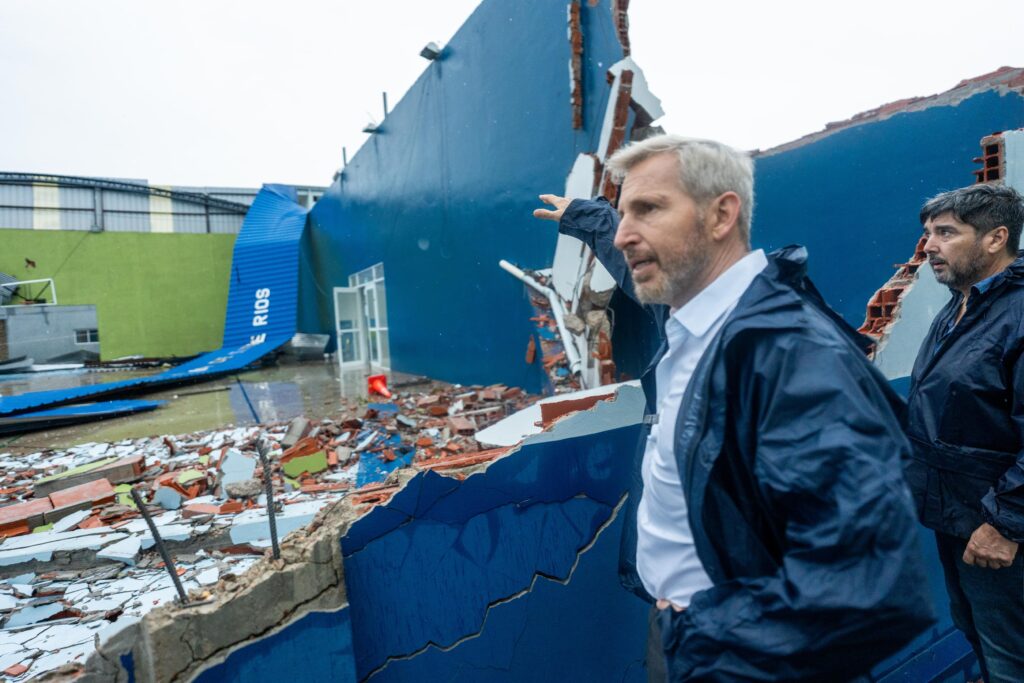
[754,89,1024,329]
[191,608,357,683]
[163,399,649,683]
[300,0,627,393]
[341,417,649,681]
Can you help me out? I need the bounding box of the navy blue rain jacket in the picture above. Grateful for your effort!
[560,198,935,681]
[905,254,1024,542]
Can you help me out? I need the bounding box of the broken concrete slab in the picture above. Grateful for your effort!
[281,416,312,449]
[96,536,142,565]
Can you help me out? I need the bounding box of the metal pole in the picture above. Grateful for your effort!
[382,91,388,118]
[256,440,281,560]
[130,488,188,605]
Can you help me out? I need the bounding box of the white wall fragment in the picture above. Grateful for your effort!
[1005,130,1024,193]
[872,263,950,379]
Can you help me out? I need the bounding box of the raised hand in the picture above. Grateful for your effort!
[532,194,571,222]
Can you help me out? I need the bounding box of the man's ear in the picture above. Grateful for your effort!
[985,225,1010,254]
[706,192,741,241]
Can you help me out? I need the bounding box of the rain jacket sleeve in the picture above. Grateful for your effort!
[558,197,639,303]
[981,335,1024,542]
[666,332,933,681]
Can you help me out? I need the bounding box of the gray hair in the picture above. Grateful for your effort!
[606,134,755,243]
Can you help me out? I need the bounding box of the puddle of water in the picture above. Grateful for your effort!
[0,360,431,451]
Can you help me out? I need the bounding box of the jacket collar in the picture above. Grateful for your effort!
[724,245,874,354]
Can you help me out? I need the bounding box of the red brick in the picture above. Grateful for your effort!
[0,498,53,536]
[48,478,115,510]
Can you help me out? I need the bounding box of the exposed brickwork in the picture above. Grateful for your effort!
[974,132,1006,184]
[601,69,634,202]
[612,0,630,56]
[569,0,584,129]
[859,236,927,339]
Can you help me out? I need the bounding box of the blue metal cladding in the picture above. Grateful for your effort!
[0,185,308,416]
[0,400,164,435]
[300,0,628,393]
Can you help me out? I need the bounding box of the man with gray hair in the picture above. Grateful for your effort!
[534,134,933,680]
[906,184,1024,681]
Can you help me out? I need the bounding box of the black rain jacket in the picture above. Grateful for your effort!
[560,197,935,681]
[905,254,1024,542]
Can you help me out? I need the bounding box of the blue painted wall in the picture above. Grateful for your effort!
[754,89,1024,328]
[300,0,628,393]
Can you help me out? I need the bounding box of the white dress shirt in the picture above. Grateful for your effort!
[636,249,768,607]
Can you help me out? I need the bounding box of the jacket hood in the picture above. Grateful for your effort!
[726,244,874,354]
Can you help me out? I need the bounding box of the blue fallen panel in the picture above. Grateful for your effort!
[188,607,357,683]
[370,509,647,683]
[0,399,164,435]
[0,185,309,417]
[341,419,648,680]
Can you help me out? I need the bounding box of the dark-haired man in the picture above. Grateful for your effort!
[906,183,1024,682]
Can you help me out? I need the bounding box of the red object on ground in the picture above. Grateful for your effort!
[367,374,392,398]
[3,663,28,677]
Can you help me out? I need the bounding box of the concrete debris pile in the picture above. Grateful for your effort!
[0,381,539,680]
[0,554,259,681]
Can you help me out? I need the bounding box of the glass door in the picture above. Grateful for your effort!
[333,287,366,369]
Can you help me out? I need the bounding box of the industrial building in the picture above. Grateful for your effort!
[0,174,324,362]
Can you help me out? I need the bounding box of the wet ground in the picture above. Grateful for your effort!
[0,360,432,452]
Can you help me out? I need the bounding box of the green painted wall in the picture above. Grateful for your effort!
[0,229,235,359]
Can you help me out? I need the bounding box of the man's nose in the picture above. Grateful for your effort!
[922,234,939,254]
[613,216,636,252]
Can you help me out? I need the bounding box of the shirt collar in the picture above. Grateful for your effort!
[973,270,1003,295]
[670,249,768,338]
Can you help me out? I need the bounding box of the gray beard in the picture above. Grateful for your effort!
[634,239,711,307]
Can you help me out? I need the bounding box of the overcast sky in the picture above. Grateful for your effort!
[1,0,1021,188]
